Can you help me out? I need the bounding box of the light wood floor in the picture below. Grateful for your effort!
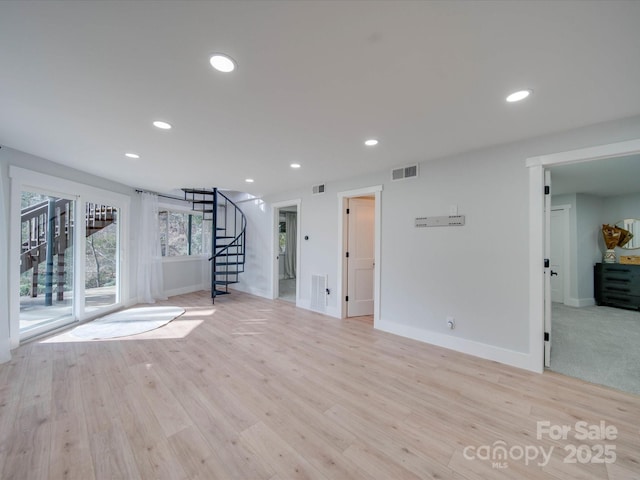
[1,290,639,479]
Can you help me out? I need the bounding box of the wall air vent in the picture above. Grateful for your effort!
[391,164,419,181]
[312,184,326,195]
[310,274,328,312]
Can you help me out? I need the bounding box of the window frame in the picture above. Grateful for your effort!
[157,203,210,260]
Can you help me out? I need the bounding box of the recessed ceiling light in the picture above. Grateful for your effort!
[290,163,301,169]
[506,89,532,103]
[209,54,236,73]
[245,178,254,183]
[364,139,379,146]
[153,120,172,130]
[125,152,140,159]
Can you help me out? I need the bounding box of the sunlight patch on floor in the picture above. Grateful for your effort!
[40,319,204,343]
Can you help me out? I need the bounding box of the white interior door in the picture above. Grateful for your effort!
[550,208,567,303]
[347,197,374,317]
[544,170,552,367]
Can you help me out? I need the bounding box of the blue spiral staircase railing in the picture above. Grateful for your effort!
[183,188,246,303]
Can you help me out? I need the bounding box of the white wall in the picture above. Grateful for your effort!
[236,114,640,372]
[575,194,604,303]
[380,142,530,356]
[229,194,272,299]
[162,257,209,297]
[551,193,579,302]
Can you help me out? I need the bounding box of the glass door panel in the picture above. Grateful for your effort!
[19,191,75,336]
[84,203,119,313]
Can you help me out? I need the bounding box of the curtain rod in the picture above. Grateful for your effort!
[135,189,187,202]
[136,188,264,205]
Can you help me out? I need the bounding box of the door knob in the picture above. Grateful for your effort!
[550,270,558,276]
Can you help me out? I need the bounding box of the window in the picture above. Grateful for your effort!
[159,210,210,257]
[279,220,286,254]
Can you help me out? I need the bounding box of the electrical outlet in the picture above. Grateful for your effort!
[446,316,455,329]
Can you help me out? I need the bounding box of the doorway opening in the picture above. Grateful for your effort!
[338,185,382,323]
[528,138,640,392]
[547,158,640,395]
[272,200,300,304]
[278,206,297,302]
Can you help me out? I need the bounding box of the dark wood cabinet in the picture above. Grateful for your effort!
[594,263,640,310]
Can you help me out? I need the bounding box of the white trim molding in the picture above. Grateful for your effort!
[376,318,534,372]
[527,138,640,373]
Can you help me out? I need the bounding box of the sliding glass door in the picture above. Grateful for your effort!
[19,190,76,337]
[84,202,119,314]
[11,167,129,345]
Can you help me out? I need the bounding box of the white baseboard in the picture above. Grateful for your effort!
[375,318,539,373]
[294,298,341,319]
[164,283,208,298]
[0,338,11,364]
[125,298,139,308]
[230,283,271,299]
[565,297,596,308]
[325,305,340,318]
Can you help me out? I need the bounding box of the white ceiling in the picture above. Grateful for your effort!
[1,1,640,197]
[550,154,640,197]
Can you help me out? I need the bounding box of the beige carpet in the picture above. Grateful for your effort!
[550,303,640,395]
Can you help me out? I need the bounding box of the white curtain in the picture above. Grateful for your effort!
[136,193,166,303]
[284,212,297,279]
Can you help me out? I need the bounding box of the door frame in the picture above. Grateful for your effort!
[271,199,301,303]
[550,204,571,306]
[337,185,382,322]
[527,138,640,372]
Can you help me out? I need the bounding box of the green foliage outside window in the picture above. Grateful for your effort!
[159,210,211,257]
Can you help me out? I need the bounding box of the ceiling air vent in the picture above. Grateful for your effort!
[391,164,419,181]
[312,183,326,195]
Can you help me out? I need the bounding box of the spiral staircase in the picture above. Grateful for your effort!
[182,188,246,303]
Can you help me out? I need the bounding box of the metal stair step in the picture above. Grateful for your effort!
[182,188,215,195]
[213,280,239,285]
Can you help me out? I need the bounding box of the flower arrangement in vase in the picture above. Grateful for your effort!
[601,224,633,263]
